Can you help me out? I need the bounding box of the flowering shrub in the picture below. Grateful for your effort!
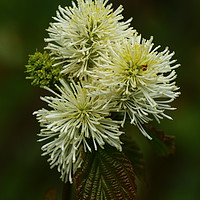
[26,0,180,199]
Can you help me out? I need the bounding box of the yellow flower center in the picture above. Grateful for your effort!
[125,64,148,77]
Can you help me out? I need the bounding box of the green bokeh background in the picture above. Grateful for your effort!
[0,0,199,199]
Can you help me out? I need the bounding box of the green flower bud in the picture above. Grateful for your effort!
[25,51,62,88]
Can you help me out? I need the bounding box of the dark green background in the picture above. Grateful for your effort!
[0,0,199,199]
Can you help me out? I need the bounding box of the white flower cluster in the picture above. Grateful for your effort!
[34,0,180,183]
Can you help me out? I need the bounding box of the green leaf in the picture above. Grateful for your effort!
[121,135,145,182]
[75,145,137,200]
[146,125,175,156]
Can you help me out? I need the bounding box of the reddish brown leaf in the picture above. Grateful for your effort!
[75,144,137,200]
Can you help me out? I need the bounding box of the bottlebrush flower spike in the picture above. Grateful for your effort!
[45,0,133,79]
[34,79,123,183]
[94,33,180,138]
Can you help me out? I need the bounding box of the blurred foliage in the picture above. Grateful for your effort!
[146,125,175,156]
[121,135,146,183]
[0,0,200,199]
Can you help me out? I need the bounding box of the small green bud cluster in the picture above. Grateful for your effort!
[25,51,62,88]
